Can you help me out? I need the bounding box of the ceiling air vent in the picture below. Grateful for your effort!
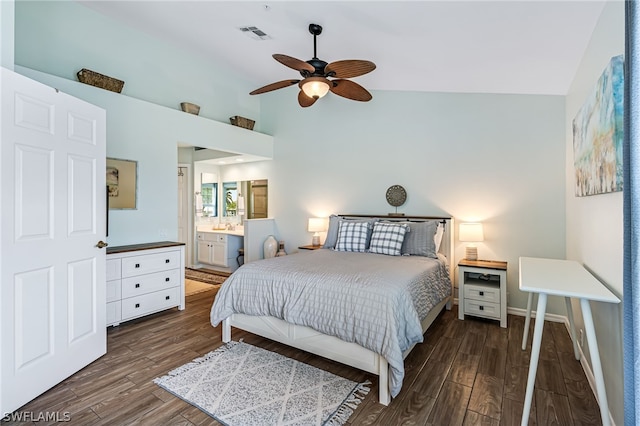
[239,26,271,41]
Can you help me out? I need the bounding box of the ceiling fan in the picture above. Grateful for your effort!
[249,23,376,107]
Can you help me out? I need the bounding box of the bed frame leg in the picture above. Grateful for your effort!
[222,317,231,343]
[378,357,391,406]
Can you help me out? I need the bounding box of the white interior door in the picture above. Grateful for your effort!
[0,68,107,414]
[177,164,191,267]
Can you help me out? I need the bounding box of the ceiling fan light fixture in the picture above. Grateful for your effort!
[300,77,330,99]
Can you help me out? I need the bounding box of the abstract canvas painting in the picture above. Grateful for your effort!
[573,55,624,197]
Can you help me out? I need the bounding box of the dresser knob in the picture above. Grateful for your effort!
[165,259,170,263]
[479,291,484,296]
[479,305,484,311]
[135,263,140,268]
[165,296,170,300]
[135,303,140,308]
[165,277,170,282]
[135,283,140,288]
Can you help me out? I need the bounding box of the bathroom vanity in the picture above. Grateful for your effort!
[196,229,244,272]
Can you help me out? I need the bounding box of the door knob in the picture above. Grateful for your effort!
[95,240,108,249]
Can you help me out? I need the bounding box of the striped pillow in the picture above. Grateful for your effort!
[334,221,370,252]
[369,222,409,256]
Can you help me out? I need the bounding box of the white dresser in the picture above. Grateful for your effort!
[106,242,186,327]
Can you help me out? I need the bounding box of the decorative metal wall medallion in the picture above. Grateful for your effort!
[386,185,407,207]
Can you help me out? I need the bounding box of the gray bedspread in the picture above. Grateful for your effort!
[209,249,452,397]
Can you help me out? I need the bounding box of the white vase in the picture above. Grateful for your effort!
[263,235,277,259]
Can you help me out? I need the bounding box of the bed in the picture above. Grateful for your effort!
[210,215,454,405]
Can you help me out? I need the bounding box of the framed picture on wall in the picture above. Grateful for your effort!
[107,158,137,209]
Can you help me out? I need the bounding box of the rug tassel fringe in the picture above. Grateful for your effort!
[326,380,371,426]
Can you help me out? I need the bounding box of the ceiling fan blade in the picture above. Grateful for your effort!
[250,79,300,95]
[273,54,315,73]
[298,90,317,108]
[325,60,376,78]
[330,79,373,102]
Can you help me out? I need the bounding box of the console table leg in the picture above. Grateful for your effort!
[580,298,611,426]
[522,292,534,350]
[522,293,547,426]
[565,297,580,360]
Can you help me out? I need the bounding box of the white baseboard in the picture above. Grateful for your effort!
[507,306,567,323]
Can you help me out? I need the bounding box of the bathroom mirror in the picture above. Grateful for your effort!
[200,173,218,217]
[223,179,268,219]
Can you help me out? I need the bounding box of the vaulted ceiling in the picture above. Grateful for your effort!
[81,1,607,96]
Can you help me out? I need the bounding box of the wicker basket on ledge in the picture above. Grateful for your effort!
[77,69,124,93]
[229,116,255,130]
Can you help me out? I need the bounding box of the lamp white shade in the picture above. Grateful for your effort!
[459,223,484,242]
[459,222,484,260]
[308,217,328,246]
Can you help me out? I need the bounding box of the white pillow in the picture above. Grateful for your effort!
[434,222,445,253]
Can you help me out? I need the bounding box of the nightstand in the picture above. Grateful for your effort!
[458,259,507,328]
[298,245,323,250]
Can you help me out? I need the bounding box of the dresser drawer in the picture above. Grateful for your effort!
[464,284,500,304]
[107,301,121,325]
[464,299,501,319]
[121,269,180,298]
[121,250,181,277]
[106,279,121,303]
[106,258,121,281]
[121,287,180,320]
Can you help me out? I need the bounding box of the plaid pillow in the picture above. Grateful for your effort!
[369,222,409,256]
[334,221,370,252]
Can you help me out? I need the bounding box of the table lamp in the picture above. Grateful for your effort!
[308,217,328,246]
[459,222,484,260]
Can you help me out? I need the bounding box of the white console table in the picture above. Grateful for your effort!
[518,257,620,426]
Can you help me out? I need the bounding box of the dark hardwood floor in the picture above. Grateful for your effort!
[3,287,602,425]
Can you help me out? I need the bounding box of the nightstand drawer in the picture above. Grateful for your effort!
[464,284,500,304]
[464,299,501,319]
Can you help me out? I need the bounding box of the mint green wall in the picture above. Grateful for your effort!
[235,89,567,314]
[564,2,624,424]
[14,1,260,127]
[14,1,271,247]
[15,1,567,315]
[1,0,14,69]
[15,65,271,247]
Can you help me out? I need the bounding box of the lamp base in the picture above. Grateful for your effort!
[312,235,320,246]
[465,246,478,261]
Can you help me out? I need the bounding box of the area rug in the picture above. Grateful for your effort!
[185,268,230,285]
[185,279,218,296]
[153,341,370,426]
